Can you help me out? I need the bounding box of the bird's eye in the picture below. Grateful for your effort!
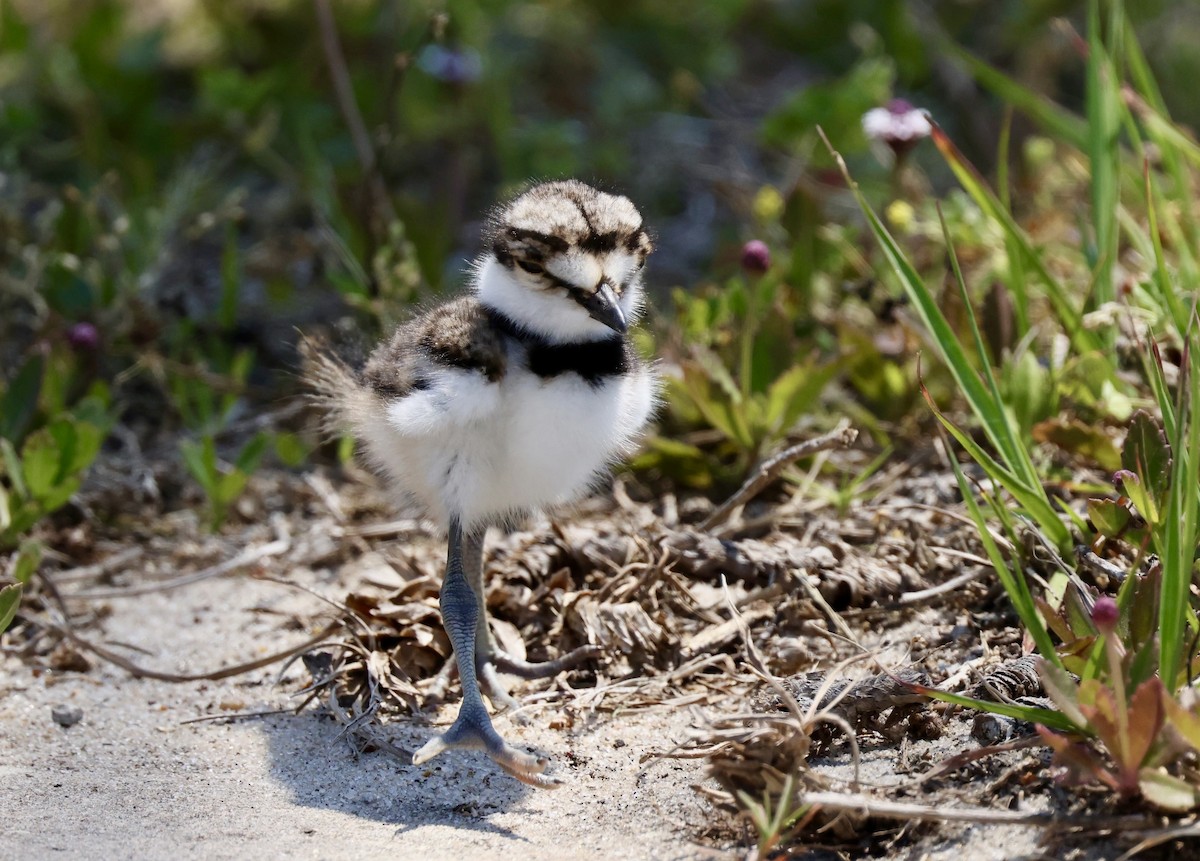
[517,260,544,275]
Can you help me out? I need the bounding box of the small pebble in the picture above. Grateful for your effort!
[51,704,83,728]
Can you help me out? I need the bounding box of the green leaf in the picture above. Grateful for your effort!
[37,476,82,513]
[1033,418,1121,471]
[1086,0,1120,313]
[13,540,42,585]
[914,682,1079,732]
[0,583,24,634]
[272,432,310,468]
[21,429,65,500]
[1122,410,1172,504]
[925,387,1072,552]
[761,57,894,156]
[764,361,837,435]
[181,438,218,497]
[946,44,1089,149]
[1087,498,1131,538]
[235,433,269,475]
[216,470,250,505]
[1038,660,1090,729]
[631,437,715,489]
[1,439,28,500]
[928,124,1100,358]
[0,355,44,444]
[1138,768,1200,812]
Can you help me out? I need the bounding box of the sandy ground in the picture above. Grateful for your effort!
[0,566,731,861]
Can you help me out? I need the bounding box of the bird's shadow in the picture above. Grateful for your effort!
[256,710,536,841]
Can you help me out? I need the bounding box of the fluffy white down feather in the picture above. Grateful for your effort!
[354,260,656,528]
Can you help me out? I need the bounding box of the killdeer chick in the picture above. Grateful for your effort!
[306,180,656,788]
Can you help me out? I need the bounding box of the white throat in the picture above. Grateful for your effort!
[473,256,642,344]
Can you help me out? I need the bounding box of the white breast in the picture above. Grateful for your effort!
[357,363,656,528]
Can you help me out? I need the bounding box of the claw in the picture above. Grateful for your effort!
[412,711,562,789]
[478,660,527,721]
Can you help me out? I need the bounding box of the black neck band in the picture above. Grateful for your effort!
[484,308,631,386]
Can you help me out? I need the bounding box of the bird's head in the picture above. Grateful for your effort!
[475,180,653,343]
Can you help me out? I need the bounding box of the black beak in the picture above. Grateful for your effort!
[580,282,628,334]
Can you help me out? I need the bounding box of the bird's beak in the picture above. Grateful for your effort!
[580,282,628,334]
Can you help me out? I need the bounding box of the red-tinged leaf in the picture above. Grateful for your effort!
[1125,678,1166,770]
[1037,726,1119,789]
[1036,596,1076,642]
[1078,683,1124,749]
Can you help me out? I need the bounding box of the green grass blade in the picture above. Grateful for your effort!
[996,108,1030,336]
[822,131,1030,476]
[929,124,1101,357]
[1143,161,1190,336]
[1125,16,1200,258]
[1159,326,1200,687]
[917,685,1077,732]
[945,44,1089,150]
[1085,0,1120,316]
[924,385,1072,552]
[938,420,1062,664]
[937,203,1041,491]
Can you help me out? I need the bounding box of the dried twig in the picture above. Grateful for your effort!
[701,422,858,531]
[800,790,1160,829]
[47,618,339,682]
[895,564,986,605]
[51,547,146,584]
[313,0,398,227]
[68,538,290,599]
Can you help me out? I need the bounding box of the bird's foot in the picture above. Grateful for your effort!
[475,644,602,724]
[412,708,562,789]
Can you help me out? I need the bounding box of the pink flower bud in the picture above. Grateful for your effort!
[1092,596,1119,634]
[740,240,771,274]
[66,322,99,352]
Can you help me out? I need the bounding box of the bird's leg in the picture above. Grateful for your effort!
[461,528,523,716]
[464,528,602,699]
[412,518,560,789]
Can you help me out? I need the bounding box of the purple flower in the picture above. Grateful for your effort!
[416,44,482,86]
[66,322,99,352]
[1113,469,1139,487]
[862,99,932,157]
[1091,596,1119,634]
[740,240,771,274]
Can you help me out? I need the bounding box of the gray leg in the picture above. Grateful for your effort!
[465,527,602,689]
[462,528,524,715]
[412,518,560,789]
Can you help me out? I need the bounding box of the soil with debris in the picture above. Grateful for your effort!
[0,447,1183,860]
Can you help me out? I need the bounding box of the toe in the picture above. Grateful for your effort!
[494,644,602,679]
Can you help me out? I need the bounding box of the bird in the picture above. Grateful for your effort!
[304,180,656,788]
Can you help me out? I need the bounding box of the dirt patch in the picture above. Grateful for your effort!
[0,456,1181,859]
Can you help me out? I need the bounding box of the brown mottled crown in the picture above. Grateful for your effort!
[489,180,652,272]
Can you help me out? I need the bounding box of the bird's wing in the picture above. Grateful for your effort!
[363,298,507,436]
